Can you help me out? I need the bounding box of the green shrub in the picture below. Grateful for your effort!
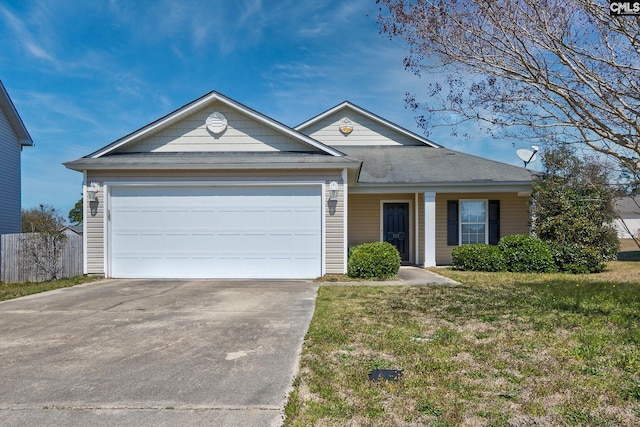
[347,242,401,279]
[451,244,506,272]
[549,243,606,274]
[498,234,557,273]
[595,229,621,261]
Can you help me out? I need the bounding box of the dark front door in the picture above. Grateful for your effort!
[383,203,410,262]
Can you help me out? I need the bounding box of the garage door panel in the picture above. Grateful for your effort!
[241,233,267,252]
[241,210,267,227]
[161,234,210,249]
[188,234,218,250]
[289,210,319,226]
[110,185,322,278]
[165,210,212,225]
[114,257,165,278]
[216,209,241,223]
[116,210,164,228]
[269,234,296,252]
[114,233,164,252]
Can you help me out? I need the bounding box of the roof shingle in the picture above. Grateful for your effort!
[337,146,534,184]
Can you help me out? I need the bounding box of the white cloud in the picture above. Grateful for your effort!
[21,91,99,127]
[238,0,263,26]
[102,0,268,55]
[0,4,60,66]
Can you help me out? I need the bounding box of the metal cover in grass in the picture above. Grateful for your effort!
[368,369,403,382]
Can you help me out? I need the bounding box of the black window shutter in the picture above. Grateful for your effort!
[488,200,500,245]
[447,200,459,246]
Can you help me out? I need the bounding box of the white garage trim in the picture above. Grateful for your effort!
[103,181,326,278]
[342,168,348,274]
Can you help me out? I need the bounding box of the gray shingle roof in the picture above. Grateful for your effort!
[337,146,534,184]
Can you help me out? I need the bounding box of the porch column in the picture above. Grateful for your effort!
[424,191,436,267]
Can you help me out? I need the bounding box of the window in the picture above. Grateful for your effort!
[447,199,499,246]
[459,200,487,245]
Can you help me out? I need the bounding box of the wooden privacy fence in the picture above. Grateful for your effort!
[0,232,83,283]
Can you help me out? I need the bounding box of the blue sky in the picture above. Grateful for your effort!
[1,0,538,220]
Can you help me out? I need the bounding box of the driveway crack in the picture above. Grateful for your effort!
[103,284,182,311]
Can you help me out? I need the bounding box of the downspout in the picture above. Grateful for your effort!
[342,168,348,273]
[415,192,419,265]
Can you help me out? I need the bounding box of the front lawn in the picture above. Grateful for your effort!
[0,275,101,302]
[285,262,640,426]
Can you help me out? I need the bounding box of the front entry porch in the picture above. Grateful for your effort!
[347,192,436,267]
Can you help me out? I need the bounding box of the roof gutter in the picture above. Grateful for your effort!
[349,181,533,194]
[63,160,362,172]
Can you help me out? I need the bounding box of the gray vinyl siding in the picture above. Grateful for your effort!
[85,191,105,274]
[0,107,22,234]
[85,169,345,276]
[324,177,345,274]
[301,111,423,147]
[119,101,316,153]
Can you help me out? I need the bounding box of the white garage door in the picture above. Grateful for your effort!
[109,185,322,278]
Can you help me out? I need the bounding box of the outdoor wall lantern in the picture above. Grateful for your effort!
[329,181,339,201]
[86,182,100,202]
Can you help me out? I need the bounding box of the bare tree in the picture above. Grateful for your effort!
[377,0,639,173]
[20,204,67,281]
[21,232,67,281]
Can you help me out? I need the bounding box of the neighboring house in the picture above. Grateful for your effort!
[60,224,83,237]
[614,196,640,239]
[0,81,33,235]
[64,91,533,279]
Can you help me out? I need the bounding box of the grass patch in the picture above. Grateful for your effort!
[0,275,101,301]
[285,262,640,426]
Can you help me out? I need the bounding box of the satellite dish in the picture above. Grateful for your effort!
[516,146,539,167]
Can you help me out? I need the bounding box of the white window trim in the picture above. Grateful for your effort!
[459,199,489,245]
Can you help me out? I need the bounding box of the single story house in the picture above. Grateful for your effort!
[0,80,33,235]
[64,91,533,279]
[614,196,640,239]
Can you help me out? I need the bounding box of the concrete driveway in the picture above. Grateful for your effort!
[0,279,319,427]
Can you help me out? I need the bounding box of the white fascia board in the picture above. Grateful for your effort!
[65,161,360,172]
[294,101,350,130]
[295,101,440,148]
[0,81,33,146]
[349,183,533,193]
[90,92,344,158]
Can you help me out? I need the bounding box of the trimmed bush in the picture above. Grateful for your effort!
[451,244,506,272]
[498,234,557,273]
[549,242,605,274]
[347,242,401,279]
[595,230,620,261]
